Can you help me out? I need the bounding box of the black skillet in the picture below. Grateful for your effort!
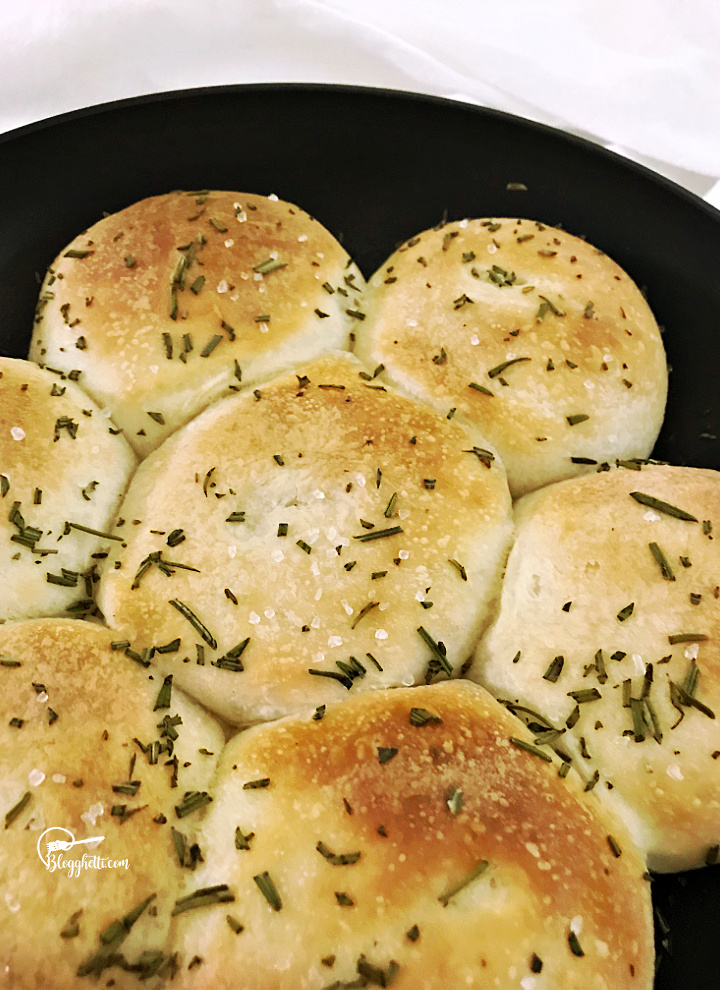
[1,83,719,988]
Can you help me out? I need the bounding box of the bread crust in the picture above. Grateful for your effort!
[97,352,513,725]
[0,357,136,621]
[472,464,720,871]
[172,681,653,990]
[30,191,364,457]
[355,218,667,497]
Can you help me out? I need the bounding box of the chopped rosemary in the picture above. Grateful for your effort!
[629,492,698,521]
[168,599,217,648]
[617,603,635,622]
[234,827,254,851]
[4,791,31,828]
[446,786,464,815]
[351,601,379,630]
[438,860,490,906]
[418,626,452,679]
[174,791,212,818]
[410,708,443,726]
[253,872,282,910]
[243,778,270,790]
[509,738,553,762]
[668,632,708,644]
[353,526,403,542]
[448,558,467,581]
[378,747,398,764]
[543,655,564,683]
[649,542,676,580]
[172,885,235,915]
[153,675,173,710]
[566,414,589,426]
[253,258,286,275]
[488,357,531,378]
[316,842,361,866]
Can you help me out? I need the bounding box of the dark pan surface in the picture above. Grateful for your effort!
[1,83,719,987]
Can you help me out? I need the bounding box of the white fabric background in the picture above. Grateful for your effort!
[1,0,719,202]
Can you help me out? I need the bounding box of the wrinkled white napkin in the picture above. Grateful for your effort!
[2,0,719,197]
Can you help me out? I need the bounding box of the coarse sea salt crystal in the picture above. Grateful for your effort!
[314,588,323,601]
[268,193,279,201]
[81,802,104,827]
[36,692,48,704]
[298,234,308,242]
[643,509,661,522]
[224,238,234,248]
[227,545,237,558]
[667,763,684,780]
[248,611,261,625]
[341,601,354,616]
[570,915,583,934]
[632,654,645,675]
[458,219,469,229]
[487,243,497,254]
[264,608,275,619]
[10,427,25,441]
[685,643,700,660]
[311,616,321,629]
[470,334,480,345]
[375,629,388,640]
[313,490,325,500]
[312,652,324,662]
[217,279,228,293]
[271,549,285,563]
[328,636,343,648]
[52,774,66,784]
[28,769,45,787]
[399,550,409,560]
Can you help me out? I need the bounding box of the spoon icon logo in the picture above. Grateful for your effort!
[37,827,104,867]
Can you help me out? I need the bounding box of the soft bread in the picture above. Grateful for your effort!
[471,464,720,871]
[97,352,513,725]
[0,619,224,990]
[0,357,136,621]
[354,218,667,497]
[172,681,653,990]
[29,191,364,457]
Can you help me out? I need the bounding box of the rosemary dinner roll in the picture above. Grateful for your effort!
[29,190,364,457]
[97,352,513,726]
[355,218,667,497]
[0,619,224,990]
[172,681,653,990]
[471,464,720,872]
[0,357,136,622]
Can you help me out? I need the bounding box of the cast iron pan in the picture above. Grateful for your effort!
[1,83,719,987]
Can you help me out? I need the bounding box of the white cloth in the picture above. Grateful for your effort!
[2,0,719,198]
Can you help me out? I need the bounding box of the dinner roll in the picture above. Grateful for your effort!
[97,352,513,726]
[0,357,136,622]
[29,190,364,457]
[172,681,653,990]
[355,218,667,497]
[0,619,224,990]
[471,464,720,872]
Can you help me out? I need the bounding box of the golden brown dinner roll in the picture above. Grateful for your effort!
[0,618,224,989]
[471,463,720,872]
[97,352,513,726]
[355,218,667,497]
[29,190,364,457]
[172,681,653,990]
[0,357,136,622]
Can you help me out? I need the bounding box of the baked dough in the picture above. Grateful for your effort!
[471,464,720,871]
[354,218,667,497]
[172,681,654,990]
[29,191,364,457]
[97,352,513,725]
[0,357,136,621]
[0,618,224,990]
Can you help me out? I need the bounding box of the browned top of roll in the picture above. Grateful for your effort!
[355,218,667,497]
[173,680,653,990]
[473,463,720,872]
[29,191,364,456]
[98,352,513,726]
[0,619,223,989]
